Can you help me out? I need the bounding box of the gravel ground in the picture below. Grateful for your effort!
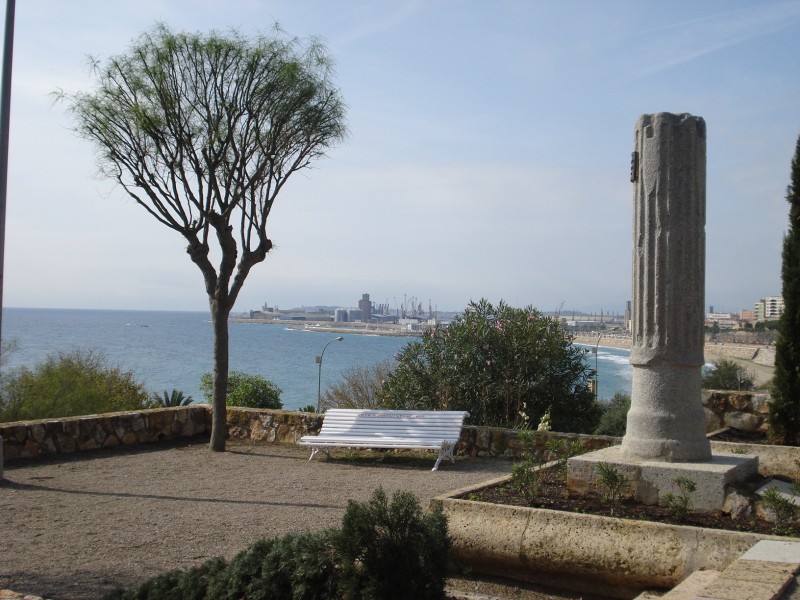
[1,440,519,600]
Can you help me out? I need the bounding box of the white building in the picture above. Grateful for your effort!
[754,296,784,321]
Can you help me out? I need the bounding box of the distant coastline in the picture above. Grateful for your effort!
[573,333,776,388]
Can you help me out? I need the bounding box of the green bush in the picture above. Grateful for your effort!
[595,392,631,437]
[379,299,600,432]
[701,359,755,391]
[101,488,448,600]
[337,487,450,600]
[103,557,227,600]
[0,349,153,422]
[200,371,282,409]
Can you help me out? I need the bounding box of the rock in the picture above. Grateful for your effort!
[724,412,762,433]
[723,488,754,520]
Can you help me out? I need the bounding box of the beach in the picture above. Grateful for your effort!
[572,334,775,389]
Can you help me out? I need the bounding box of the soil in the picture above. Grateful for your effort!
[461,462,800,537]
[1,439,597,600]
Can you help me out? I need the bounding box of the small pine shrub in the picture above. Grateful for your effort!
[101,488,448,600]
[337,487,450,600]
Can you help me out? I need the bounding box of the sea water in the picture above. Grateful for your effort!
[1,308,633,410]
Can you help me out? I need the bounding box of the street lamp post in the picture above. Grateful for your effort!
[593,333,603,401]
[316,336,343,412]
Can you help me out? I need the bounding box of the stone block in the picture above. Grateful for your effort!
[724,411,762,432]
[568,446,758,510]
[705,407,723,432]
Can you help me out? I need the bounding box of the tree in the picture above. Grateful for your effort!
[701,359,755,391]
[595,392,631,437]
[770,134,800,445]
[379,299,600,433]
[320,360,395,411]
[0,349,152,422]
[200,371,282,409]
[60,25,346,450]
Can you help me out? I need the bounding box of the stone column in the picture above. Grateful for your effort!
[621,112,711,462]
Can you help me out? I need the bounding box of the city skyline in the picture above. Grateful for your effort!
[3,1,799,314]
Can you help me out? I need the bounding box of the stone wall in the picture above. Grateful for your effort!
[0,406,209,461]
[0,390,777,465]
[702,390,770,433]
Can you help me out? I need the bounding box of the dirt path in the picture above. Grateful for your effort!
[1,441,516,600]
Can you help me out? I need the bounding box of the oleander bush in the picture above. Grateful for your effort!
[102,488,449,600]
[0,348,153,422]
[379,299,600,432]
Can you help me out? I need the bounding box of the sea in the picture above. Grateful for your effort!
[0,308,633,411]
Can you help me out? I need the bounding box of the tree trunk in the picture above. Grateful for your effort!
[209,301,230,452]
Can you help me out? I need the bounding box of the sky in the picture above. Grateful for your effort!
[3,0,800,315]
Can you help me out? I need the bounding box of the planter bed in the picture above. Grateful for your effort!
[431,468,794,599]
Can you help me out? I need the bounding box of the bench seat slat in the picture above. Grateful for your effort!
[300,409,469,471]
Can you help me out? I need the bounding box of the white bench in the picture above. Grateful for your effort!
[299,409,470,471]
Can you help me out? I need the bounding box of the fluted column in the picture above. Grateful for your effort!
[621,113,711,462]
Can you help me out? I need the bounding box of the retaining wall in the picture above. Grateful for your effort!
[702,390,770,433]
[0,390,780,465]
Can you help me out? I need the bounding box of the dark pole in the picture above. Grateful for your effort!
[316,336,343,413]
[0,0,16,360]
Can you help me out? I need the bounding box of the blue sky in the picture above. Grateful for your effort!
[3,0,799,314]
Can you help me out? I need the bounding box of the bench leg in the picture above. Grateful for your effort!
[308,447,331,461]
[432,442,455,472]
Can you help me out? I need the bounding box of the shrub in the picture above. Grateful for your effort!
[320,360,394,411]
[0,349,153,422]
[662,476,697,517]
[511,430,544,505]
[596,462,628,514]
[200,371,282,409]
[101,488,448,600]
[379,299,600,432]
[337,487,450,600]
[206,532,340,600]
[701,359,755,391]
[595,392,631,437]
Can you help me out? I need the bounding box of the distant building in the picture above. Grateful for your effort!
[754,296,784,321]
[740,309,755,322]
[357,293,372,323]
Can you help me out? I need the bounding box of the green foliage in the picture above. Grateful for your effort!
[662,476,697,517]
[379,299,600,432]
[595,392,631,437]
[0,349,153,423]
[701,359,755,391]
[102,557,228,600]
[298,404,318,413]
[545,437,586,476]
[596,462,628,514]
[154,389,193,407]
[770,134,800,445]
[103,488,447,600]
[200,371,282,410]
[762,486,798,536]
[337,487,450,600]
[321,360,394,411]
[59,23,347,451]
[510,430,544,505]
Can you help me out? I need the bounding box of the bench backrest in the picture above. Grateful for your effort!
[319,409,469,440]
